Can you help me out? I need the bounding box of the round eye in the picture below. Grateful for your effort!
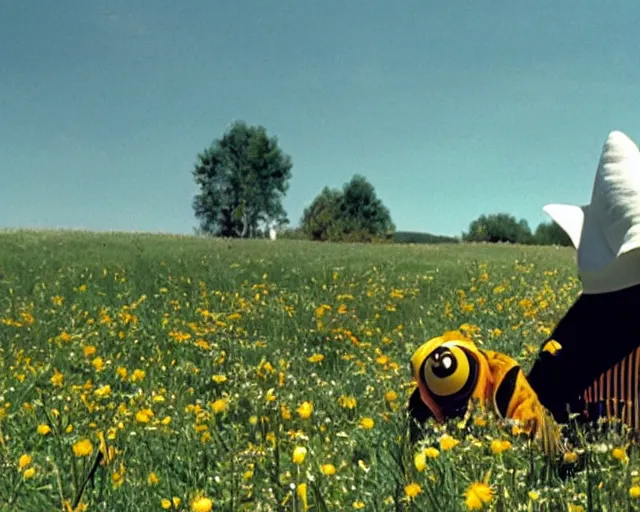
[423,346,472,398]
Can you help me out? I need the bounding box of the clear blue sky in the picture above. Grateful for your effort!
[2,1,639,237]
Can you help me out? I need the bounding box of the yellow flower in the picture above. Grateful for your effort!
[612,447,628,463]
[18,454,32,470]
[297,483,309,511]
[172,497,182,508]
[297,401,313,419]
[464,482,493,510]
[424,447,440,458]
[473,417,487,427]
[94,384,111,398]
[567,504,584,512]
[147,472,160,485]
[130,369,146,382]
[542,340,562,355]
[211,398,228,414]
[161,499,172,510]
[265,388,277,402]
[72,439,93,457]
[92,357,104,372]
[414,451,426,472]
[281,404,292,420]
[563,451,578,464]
[489,439,511,455]
[307,353,324,363]
[630,486,640,499]
[404,482,421,499]
[384,390,398,402]
[136,409,153,423]
[439,434,460,451]
[359,417,375,429]
[191,497,213,512]
[37,424,51,436]
[338,395,357,409]
[211,374,227,383]
[50,369,64,387]
[320,463,336,476]
[352,501,365,509]
[292,446,307,464]
[528,490,540,501]
[23,467,36,479]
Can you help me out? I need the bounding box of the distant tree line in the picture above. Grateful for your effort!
[191,121,573,247]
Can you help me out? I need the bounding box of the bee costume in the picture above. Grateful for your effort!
[408,333,561,456]
[527,131,640,433]
[409,131,640,455]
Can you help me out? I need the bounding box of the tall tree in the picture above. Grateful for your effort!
[192,121,293,237]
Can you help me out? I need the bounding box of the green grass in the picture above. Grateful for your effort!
[1,229,637,512]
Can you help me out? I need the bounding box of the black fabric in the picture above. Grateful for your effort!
[494,365,521,418]
[408,387,434,443]
[526,283,640,424]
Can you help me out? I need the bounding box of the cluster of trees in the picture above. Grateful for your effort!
[192,121,573,247]
[462,213,572,246]
[299,175,395,242]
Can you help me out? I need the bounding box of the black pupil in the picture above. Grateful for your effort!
[431,348,458,378]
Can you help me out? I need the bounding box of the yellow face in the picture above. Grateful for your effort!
[422,344,473,398]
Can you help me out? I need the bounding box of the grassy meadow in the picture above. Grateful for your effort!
[1,230,639,511]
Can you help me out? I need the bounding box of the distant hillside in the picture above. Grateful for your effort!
[392,231,460,244]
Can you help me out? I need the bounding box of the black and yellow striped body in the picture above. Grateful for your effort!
[409,333,561,456]
[527,284,640,436]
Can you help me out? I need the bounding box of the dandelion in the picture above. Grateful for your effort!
[297,401,313,419]
[161,499,172,510]
[94,384,111,398]
[528,490,539,501]
[464,482,493,510]
[352,501,365,509]
[405,482,422,499]
[147,472,160,485]
[359,417,375,429]
[37,424,51,436]
[424,447,440,458]
[297,483,309,511]
[414,451,426,472]
[50,369,64,387]
[92,357,104,372]
[72,439,93,457]
[23,467,36,479]
[563,451,578,464]
[211,398,228,414]
[292,446,307,464]
[489,439,511,455]
[612,447,628,463]
[320,463,336,476]
[439,434,460,451]
[136,409,153,423]
[307,353,324,363]
[191,497,213,512]
[384,390,398,402]
[630,486,640,499]
[211,374,227,383]
[18,454,32,470]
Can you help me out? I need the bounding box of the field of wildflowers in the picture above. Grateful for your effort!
[1,230,639,511]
